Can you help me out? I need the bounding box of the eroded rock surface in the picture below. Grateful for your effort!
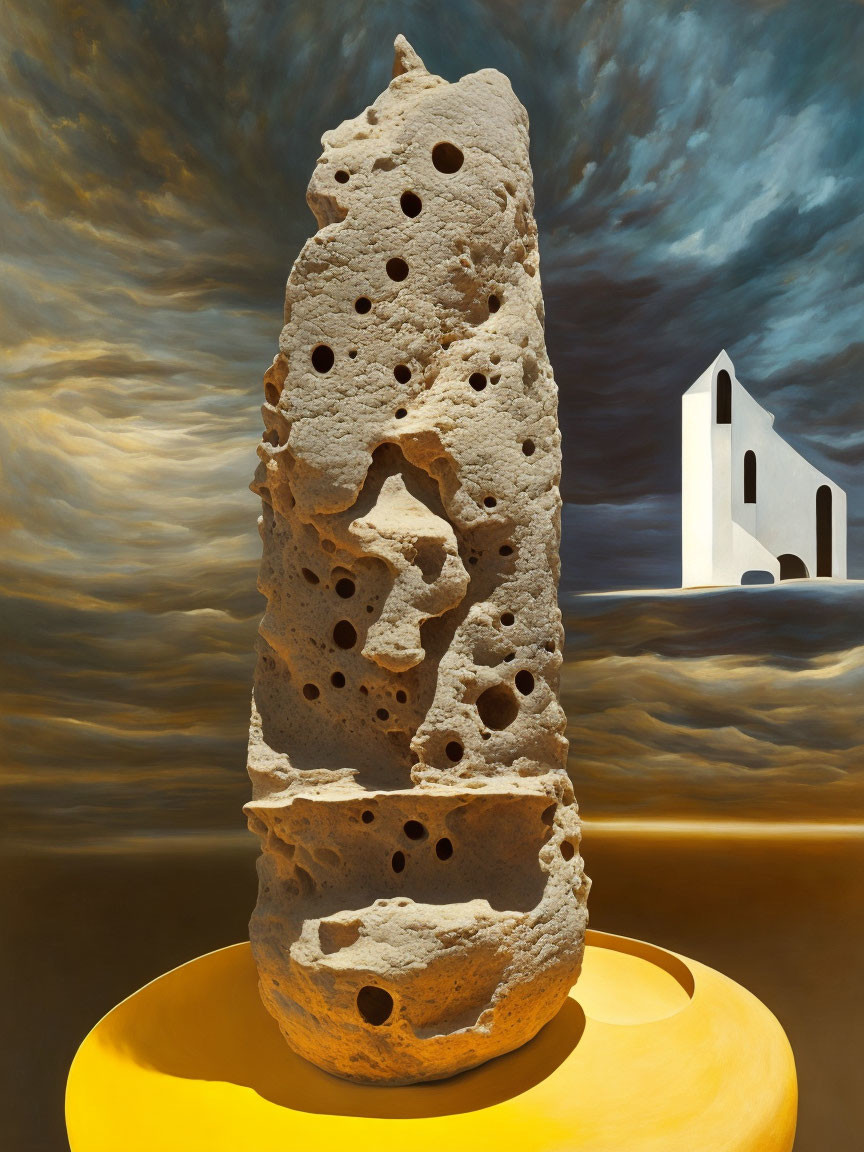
[246,35,589,1085]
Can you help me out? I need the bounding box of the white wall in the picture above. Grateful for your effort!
[682,351,847,587]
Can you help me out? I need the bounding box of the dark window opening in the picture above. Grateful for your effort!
[716,370,731,424]
[744,451,756,503]
[817,485,832,576]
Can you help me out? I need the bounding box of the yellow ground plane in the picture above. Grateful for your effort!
[66,930,797,1152]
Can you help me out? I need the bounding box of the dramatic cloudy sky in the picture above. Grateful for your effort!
[2,0,862,850]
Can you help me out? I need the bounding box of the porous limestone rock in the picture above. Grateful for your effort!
[246,34,589,1086]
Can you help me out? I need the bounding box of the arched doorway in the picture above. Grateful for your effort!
[777,554,809,580]
[716,369,731,424]
[816,485,832,576]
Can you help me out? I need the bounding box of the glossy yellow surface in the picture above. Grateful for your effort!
[66,930,797,1152]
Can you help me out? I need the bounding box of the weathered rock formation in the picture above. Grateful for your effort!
[246,35,589,1086]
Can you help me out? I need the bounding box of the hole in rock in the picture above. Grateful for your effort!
[542,803,557,826]
[503,652,515,662]
[322,540,336,553]
[432,142,464,173]
[386,257,409,281]
[490,354,501,364]
[490,374,501,385]
[334,170,349,183]
[302,683,320,700]
[263,429,280,447]
[396,690,407,703]
[488,294,500,313]
[376,708,390,721]
[301,568,319,584]
[264,382,280,405]
[391,851,406,873]
[349,349,357,359]
[411,541,445,584]
[333,620,357,649]
[469,372,487,391]
[499,544,513,556]
[361,810,375,823]
[476,684,519,730]
[501,612,515,626]
[515,670,535,695]
[484,496,497,508]
[359,685,369,695]
[331,671,346,688]
[395,408,407,419]
[445,740,464,763]
[311,344,335,373]
[400,191,422,217]
[545,641,556,652]
[394,364,412,384]
[357,985,393,1026]
[435,837,454,860]
[522,439,535,456]
[560,840,576,861]
[355,297,372,314]
[335,577,356,599]
[404,820,425,840]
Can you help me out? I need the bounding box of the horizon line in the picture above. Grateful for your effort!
[6,818,864,857]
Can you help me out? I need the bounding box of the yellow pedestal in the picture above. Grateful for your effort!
[66,930,797,1152]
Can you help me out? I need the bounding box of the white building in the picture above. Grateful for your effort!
[682,351,847,588]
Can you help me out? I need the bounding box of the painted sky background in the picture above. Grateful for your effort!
[1,0,862,851]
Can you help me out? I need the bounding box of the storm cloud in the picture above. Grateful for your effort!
[1,0,861,849]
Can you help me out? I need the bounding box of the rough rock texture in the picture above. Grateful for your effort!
[246,35,589,1086]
